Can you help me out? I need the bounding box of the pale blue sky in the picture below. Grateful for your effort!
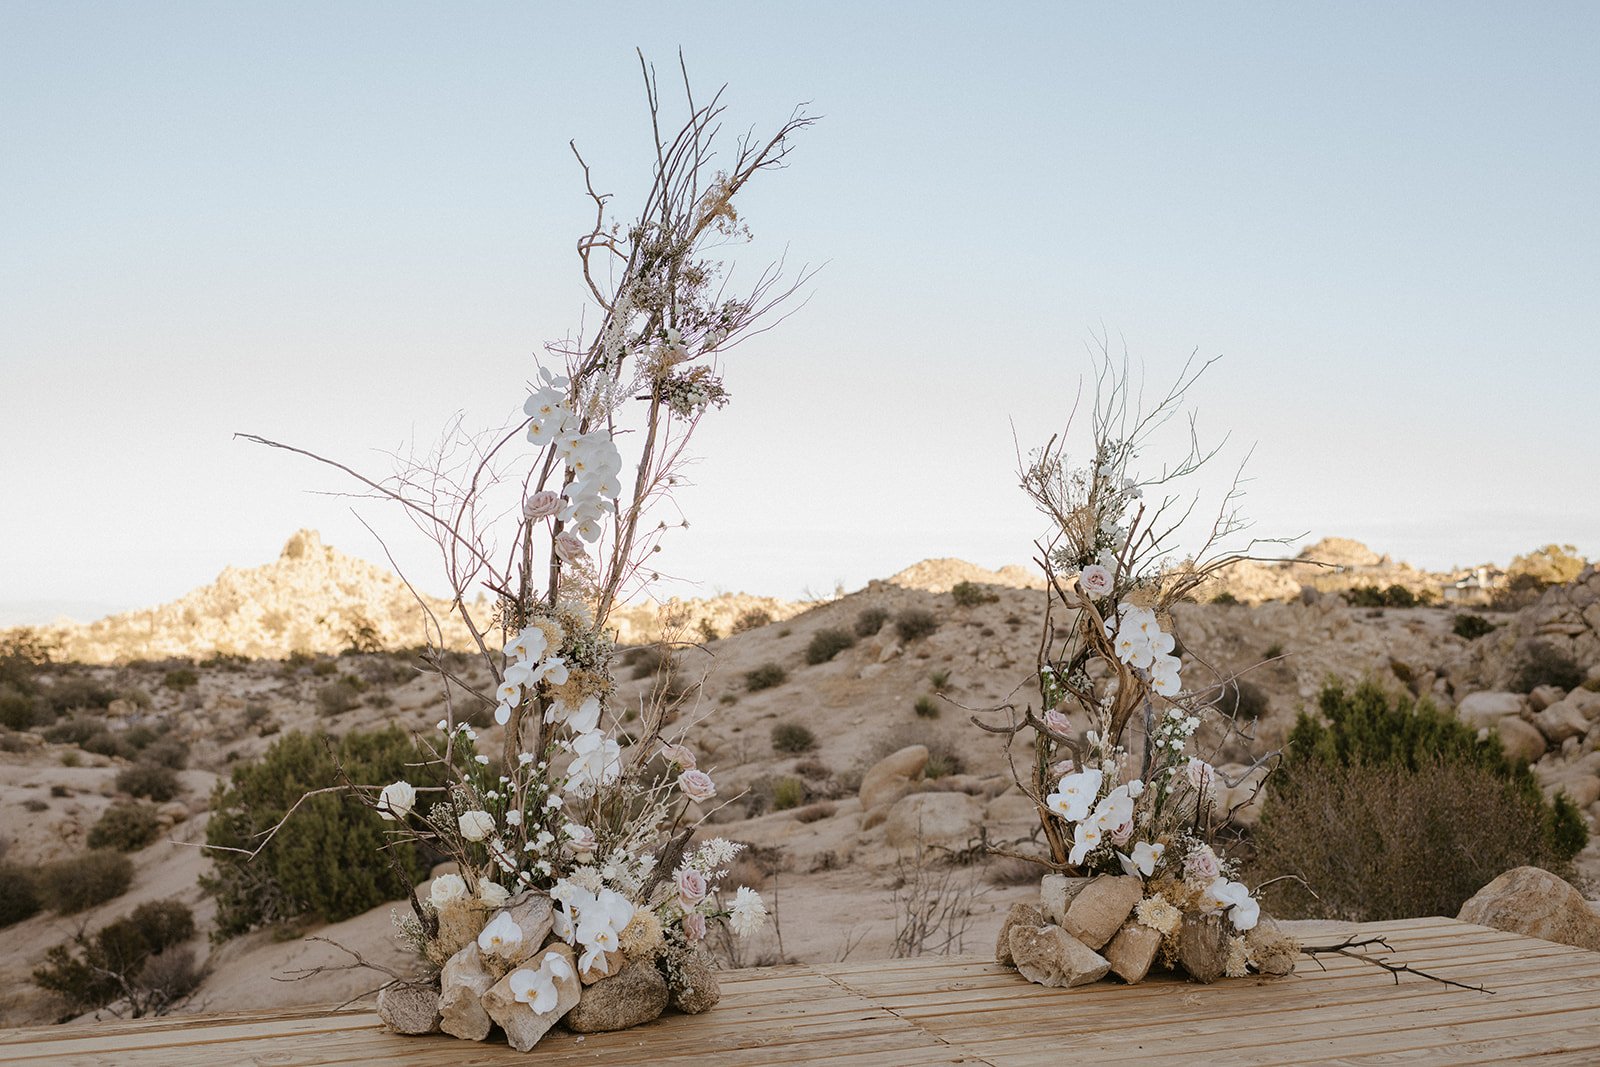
[2,3,1597,622]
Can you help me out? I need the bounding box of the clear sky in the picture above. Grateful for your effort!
[2,2,1597,623]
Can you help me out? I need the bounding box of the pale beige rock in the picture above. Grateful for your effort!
[1457,691,1527,729]
[376,982,441,1035]
[667,947,721,1015]
[1008,924,1109,988]
[438,942,496,1041]
[1063,875,1143,950]
[1104,921,1162,984]
[1568,689,1600,720]
[1040,874,1091,926]
[859,745,928,810]
[565,957,670,1033]
[995,902,1044,966]
[882,791,984,850]
[1458,867,1600,951]
[1496,716,1548,764]
[1534,700,1590,744]
[1177,912,1230,984]
[1529,685,1567,712]
[501,893,554,962]
[482,943,581,1052]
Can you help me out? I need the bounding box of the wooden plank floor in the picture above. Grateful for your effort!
[3,917,1598,1066]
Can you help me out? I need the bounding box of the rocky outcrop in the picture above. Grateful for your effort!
[859,745,928,814]
[882,791,984,850]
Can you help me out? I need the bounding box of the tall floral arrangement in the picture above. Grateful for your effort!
[244,54,813,1050]
[980,350,1300,987]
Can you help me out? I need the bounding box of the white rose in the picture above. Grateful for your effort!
[430,874,468,908]
[458,810,496,842]
[376,780,415,821]
[478,881,511,908]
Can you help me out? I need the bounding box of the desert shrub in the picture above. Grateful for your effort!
[894,609,939,642]
[44,715,100,745]
[34,900,197,1017]
[805,628,855,665]
[0,688,38,730]
[867,724,964,779]
[1451,613,1496,640]
[771,721,817,754]
[116,762,180,802]
[24,798,47,812]
[42,674,116,716]
[310,658,338,676]
[854,607,889,637]
[0,861,41,927]
[928,668,950,691]
[1210,591,1239,606]
[1254,759,1574,922]
[792,757,831,780]
[203,727,432,937]
[82,730,136,760]
[1218,679,1269,721]
[1342,584,1420,608]
[39,850,135,914]
[731,609,772,634]
[792,801,836,824]
[1512,641,1583,694]
[141,737,190,770]
[162,668,199,691]
[771,776,807,811]
[88,802,162,851]
[745,663,787,692]
[242,703,271,728]
[51,784,70,797]
[695,618,721,643]
[316,676,364,716]
[913,695,940,719]
[950,581,997,607]
[628,645,676,681]
[1254,679,1585,921]
[1262,642,1284,660]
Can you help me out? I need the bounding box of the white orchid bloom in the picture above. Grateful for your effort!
[1208,877,1260,931]
[1150,653,1183,697]
[508,950,574,1014]
[564,730,621,795]
[1068,820,1103,865]
[495,679,522,706]
[546,694,602,734]
[532,656,569,687]
[505,626,549,663]
[1046,767,1103,823]
[494,701,514,726]
[1129,840,1164,876]
[502,659,535,687]
[477,911,524,959]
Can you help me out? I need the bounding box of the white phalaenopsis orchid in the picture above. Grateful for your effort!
[563,731,621,796]
[546,694,602,734]
[1046,768,1103,823]
[1207,877,1260,931]
[507,949,574,1014]
[477,911,524,958]
[1118,840,1165,878]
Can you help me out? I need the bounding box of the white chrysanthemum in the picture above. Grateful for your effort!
[1134,894,1182,937]
[728,886,767,937]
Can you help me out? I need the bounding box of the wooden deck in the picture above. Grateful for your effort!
[4,916,1599,1065]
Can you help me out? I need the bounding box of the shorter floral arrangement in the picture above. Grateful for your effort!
[984,358,1299,989]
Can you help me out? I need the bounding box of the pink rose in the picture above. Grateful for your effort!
[1044,709,1072,736]
[1185,845,1220,882]
[1110,820,1134,847]
[1186,758,1215,795]
[675,868,708,908]
[1079,564,1114,598]
[554,532,587,564]
[678,770,717,803]
[682,911,706,943]
[659,742,697,770]
[524,490,563,520]
[564,822,596,855]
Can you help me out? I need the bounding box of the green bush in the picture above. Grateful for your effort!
[0,687,38,730]
[805,628,855,665]
[854,607,890,637]
[116,762,181,802]
[82,730,136,760]
[771,721,817,754]
[0,861,41,927]
[950,581,998,607]
[928,669,950,691]
[39,851,135,914]
[1210,591,1240,606]
[771,777,807,811]
[202,727,432,938]
[1218,678,1269,721]
[316,677,364,716]
[1452,613,1496,640]
[1342,584,1421,609]
[42,674,116,715]
[141,737,190,770]
[913,695,940,719]
[745,663,788,692]
[894,609,939,642]
[162,668,199,691]
[732,609,772,634]
[88,802,162,851]
[1512,641,1583,693]
[34,900,197,1016]
[1253,679,1586,921]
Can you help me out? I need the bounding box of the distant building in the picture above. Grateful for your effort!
[1443,566,1504,605]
